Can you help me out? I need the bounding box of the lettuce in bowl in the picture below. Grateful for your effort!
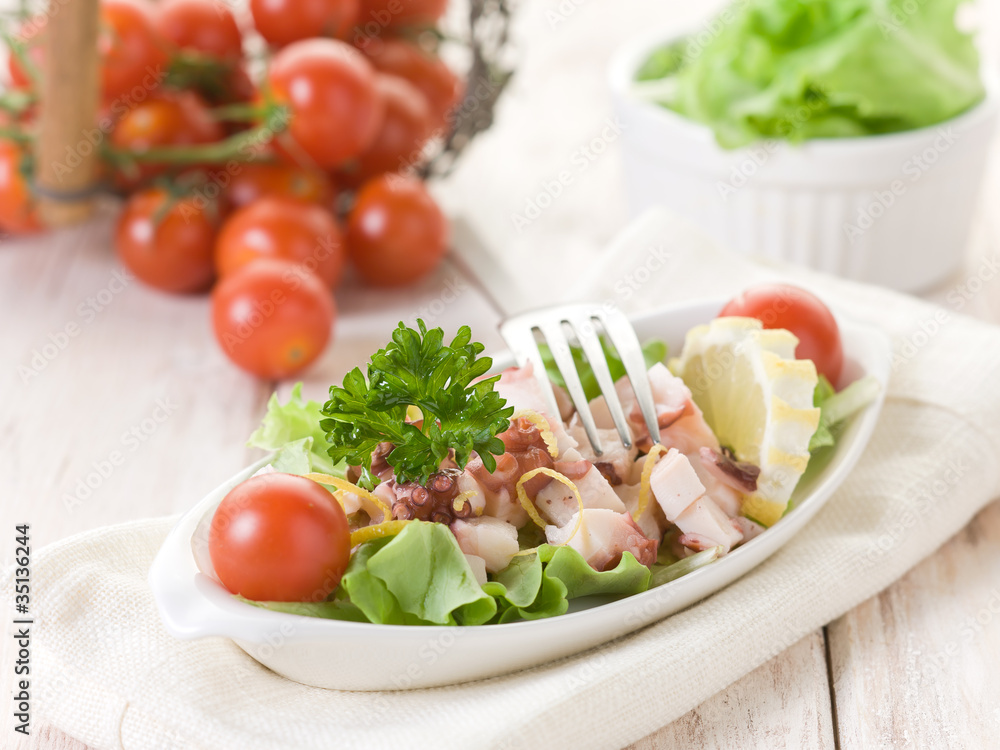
[637,0,986,148]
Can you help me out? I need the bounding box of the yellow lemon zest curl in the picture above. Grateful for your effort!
[304,473,393,523]
[635,444,668,522]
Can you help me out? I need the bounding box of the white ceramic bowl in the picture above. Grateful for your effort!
[609,31,1000,293]
[149,298,890,690]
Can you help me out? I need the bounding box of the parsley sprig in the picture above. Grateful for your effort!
[321,321,514,488]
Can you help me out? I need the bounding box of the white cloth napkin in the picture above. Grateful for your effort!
[15,214,1000,750]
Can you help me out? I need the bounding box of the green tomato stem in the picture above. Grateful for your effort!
[102,114,289,166]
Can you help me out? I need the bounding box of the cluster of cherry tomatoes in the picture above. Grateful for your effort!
[1,0,459,379]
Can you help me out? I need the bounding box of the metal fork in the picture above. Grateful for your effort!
[499,303,660,456]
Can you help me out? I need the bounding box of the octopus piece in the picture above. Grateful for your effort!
[464,455,529,528]
[373,470,482,525]
[674,497,743,554]
[646,447,744,553]
[533,465,626,527]
[467,443,553,503]
[686,449,743,518]
[545,508,657,571]
[450,516,520,573]
[698,447,760,494]
[614,482,667,543]
[647,448,708,522]
[566,420,638,486]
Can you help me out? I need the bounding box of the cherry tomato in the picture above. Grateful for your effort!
[216,197,345,288]
[266,39,383,169]
[111,89,224,185]
[718,283,844,384]
[346,174,447,287]
[209,472,350,602]
[155,0,243,63]
[0,140,40,235]
[115,187,217,294]
[250,0,358,47]
[359,39,460,131]
[356,0,447,31]
[112,89,222,151]
[99,0,169,104]
[338,74,432,187]
[212,258,336,379]
[221,162,336,214]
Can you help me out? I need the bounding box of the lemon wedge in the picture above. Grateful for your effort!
[671,317,820,526]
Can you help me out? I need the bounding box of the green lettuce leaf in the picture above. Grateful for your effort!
[639,0,985,148]
[484,545,652,624]
[809,374,880,452]
[340,536,417,625]
[248,383,346,477]
[538,544,651,598]
[809,375,838,451]
[364,523,498,626]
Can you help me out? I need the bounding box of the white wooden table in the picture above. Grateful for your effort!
[1,196,999,748]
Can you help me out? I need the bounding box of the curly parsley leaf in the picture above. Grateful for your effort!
[320,320,514,488]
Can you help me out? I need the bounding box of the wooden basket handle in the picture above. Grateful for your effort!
[35,0,101,227]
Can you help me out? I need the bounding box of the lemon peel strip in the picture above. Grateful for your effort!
[304,473,393,523]
[636,443,668,522]
[349,520,412,548]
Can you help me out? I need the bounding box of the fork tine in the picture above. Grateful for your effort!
[570,314,633,449]
[598,307,660,444]
[497,320,560,417]
[537,319,604,456]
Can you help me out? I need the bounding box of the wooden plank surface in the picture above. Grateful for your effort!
[628,631,836,750]
[828,500,1000,750]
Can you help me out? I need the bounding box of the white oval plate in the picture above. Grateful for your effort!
[149,298,890,690]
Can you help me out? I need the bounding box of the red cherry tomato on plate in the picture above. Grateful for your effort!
[718,283,844,384]
[346,174,448,287]
[215,197,345,288]
[338,74,432,187]
[211,258,336,379]
[116,187,218,294]
[99,0,169,104]
[266,38,383,169]
[250,0,358,47]
[0,140,41,234]
[155,0,244,63]
[209,472,351,602]
[360,39,460,131]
